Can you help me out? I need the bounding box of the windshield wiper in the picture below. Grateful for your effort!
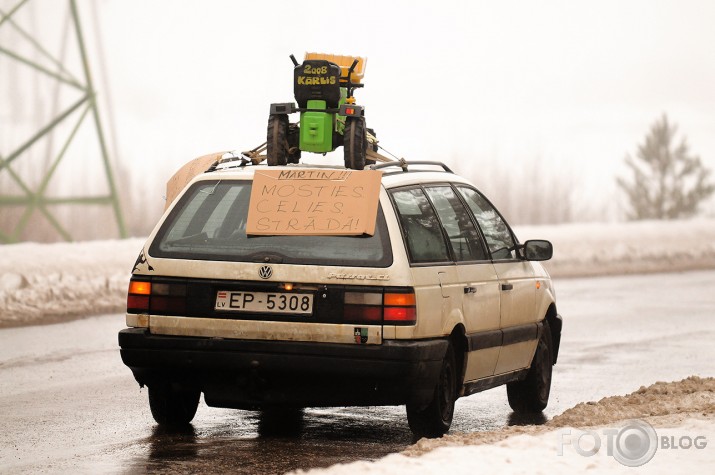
[166,232,209,246]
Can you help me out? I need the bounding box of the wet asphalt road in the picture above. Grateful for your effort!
[1,270,714,474]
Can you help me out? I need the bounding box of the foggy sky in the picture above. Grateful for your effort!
[3,0,715,218]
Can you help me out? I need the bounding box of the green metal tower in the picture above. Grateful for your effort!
[0,0,126,243]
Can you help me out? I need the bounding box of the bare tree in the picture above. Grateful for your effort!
[617,114,714,220]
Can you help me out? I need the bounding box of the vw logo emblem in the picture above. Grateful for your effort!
[258,265,273,279]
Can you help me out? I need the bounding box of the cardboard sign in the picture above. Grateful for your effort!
[165,152,224,209]
[246,169,383,235]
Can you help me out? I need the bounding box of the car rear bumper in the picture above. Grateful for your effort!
[118,328,447,409]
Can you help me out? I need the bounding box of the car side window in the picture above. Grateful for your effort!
[457,186,517,260]
[390,188,450,264]
[424,186,488,262]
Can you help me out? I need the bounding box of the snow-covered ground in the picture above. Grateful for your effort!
[1,219,715,327]
[516,218,715,277]
[1,219,714,473]
[289,377,715,475]
[0,238,145,327]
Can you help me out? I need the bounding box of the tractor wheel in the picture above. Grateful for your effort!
[366,127,377,166]
[267,115,288,166]
[344,117,367,170]
[287,122,301,164]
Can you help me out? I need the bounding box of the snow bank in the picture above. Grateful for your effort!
[289,419,714,475]
[289,377,715,475]
[1,218,715,327]
[515,218,715,277]
[0,238,144,327]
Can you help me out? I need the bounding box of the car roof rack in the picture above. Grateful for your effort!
[370,160,453,174]
[203,151,454,175]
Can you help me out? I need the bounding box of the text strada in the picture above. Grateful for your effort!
[246,169,382,236]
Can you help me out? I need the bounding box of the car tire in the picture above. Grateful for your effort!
[258,408,304,436]
[406,343,457,438]
[148,383,201,426]
[507,320,553,413]
[343,117,366,170]
[267,114,288,166]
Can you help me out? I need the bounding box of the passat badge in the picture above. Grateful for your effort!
[258,265,273,279]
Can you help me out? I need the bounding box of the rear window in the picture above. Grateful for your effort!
[149,180,393,267]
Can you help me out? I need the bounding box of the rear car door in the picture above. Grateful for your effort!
[456,186,538,375]
[423,185,501,381]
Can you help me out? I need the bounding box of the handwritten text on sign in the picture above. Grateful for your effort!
[246,169,382,235]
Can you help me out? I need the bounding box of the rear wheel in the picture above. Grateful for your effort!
[507,320,553,413]
[406,344,457,438]
[148,383,201,427]
[365,127,377,165]
[343,117,367,170]
[287,122,301,164]
[267,115,288,166]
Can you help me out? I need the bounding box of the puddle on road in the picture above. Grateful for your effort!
[116,395,549,475]
[121,407,416,475]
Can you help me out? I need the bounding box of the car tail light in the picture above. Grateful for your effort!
[344,291,382,323]
[343,289,416,325]
[150,282,187,314]
[127,278,187,315]
[343,305,382,322]
[383,291,416,325]
[127,280,151,312]
[384,292,416,307]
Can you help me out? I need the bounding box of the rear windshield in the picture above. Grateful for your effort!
[149,180,393,267]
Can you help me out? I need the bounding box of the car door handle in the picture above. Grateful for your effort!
[501,283,514,291]
[464,286,477,294]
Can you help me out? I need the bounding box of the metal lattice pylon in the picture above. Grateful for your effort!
[0,0,126,242]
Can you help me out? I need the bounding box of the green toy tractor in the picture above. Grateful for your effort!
[267,53,374,170]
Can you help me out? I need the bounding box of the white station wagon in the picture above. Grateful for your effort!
[119,159,562,438]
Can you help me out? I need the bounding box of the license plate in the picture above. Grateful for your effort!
[215,291,313,315]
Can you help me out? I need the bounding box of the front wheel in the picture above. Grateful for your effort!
[507,320,553,413]
[343,117,367,170]
[406,344,457,438]
[148,383,201,427]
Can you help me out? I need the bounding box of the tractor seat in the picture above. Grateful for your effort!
[294,60,342,109]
